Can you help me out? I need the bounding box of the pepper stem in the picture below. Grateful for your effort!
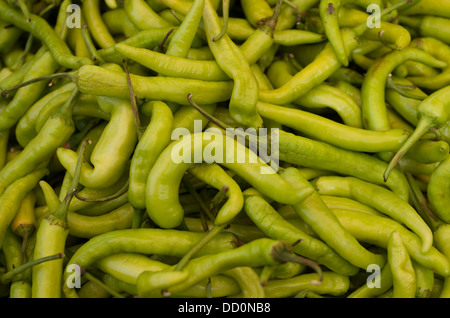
[53,139,91,220]
[212,0,230,42]
[387,75,425,100]
[384,118,433,182]
[0,71,76,98]
[272,241,323,285]
[0,253,64,284]
[81,23,104,65]
[174,224,227,271]
[405,172,442,231]
[75,179,129,202]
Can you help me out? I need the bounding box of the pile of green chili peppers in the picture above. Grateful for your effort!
[0,0,449,299]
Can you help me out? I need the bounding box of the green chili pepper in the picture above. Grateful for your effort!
[330,209,450,277]
[265,60,362,127]
[338,7,411,51]
[243,191,359,276]
[407,37,450,91]
[146,131,313,229]
[263,271,349,298]
[0,50,59,131]
[427,156,450,223]
[240,0,273,28]
[396,0,450,18]
[115,43,230,81]
[388,231,416,298]
[277,130,410,201]
[418,16,450,46]
[188,163,244,225]
[0,167,48,250]
[124,0,173,30]
[165,0,205,58]
[320,0,348,66]
[62,228,239,297]
[312,175,433,254]
[203,0,262,128]
[413,260,434,298]
[347,264,393,298]
[0,0,92,69]
[129,101,173,210]
[433,224,450,298]
[361,47,447,134]
[57,95,137,189]
[93,252,241,298]
[0,87,78,196]
[83,0,116,49]
[280,167,386,270]
[257,101,408,153]
[136,238,322,297]
[15,82,77,147]
[258,28,358,105]
[224,267,265,298]
[40,179,134,238]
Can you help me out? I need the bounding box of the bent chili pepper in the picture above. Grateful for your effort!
[330,208,450,277]
[0,88,79,196]
[63,228,239,298]
[277,130,410,201]
[256,101,408,153]
[57,94,137,189]
[203,0,262,129]
[146,131,313,229]
[243,191,359,276]
[188,163,244,226]
[280,167,386,270]
[136,238,322,298]
[129,101,173,210]
[0,0,92,69]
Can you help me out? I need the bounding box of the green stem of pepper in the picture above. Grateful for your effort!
[384,118,433,181]
[0,253,64,284]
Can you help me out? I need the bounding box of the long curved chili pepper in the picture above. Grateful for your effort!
[277,129,410,201]
[263,271,349,298]
[203,0,262,129]
[407,37,450,91]
[0,0,92,69]
[128,101,173,210]
[243,191,359,276]
[62,228,239,297]
[330,208,450,277]
[320,0,348,66]
[361,47,447,134]
[257,101,408,153]
[312,175,433,253]
[0,86,79,196]
[136,238,322,298]
[146,131,313,229]
[388,231,416,298]
[188,163,244,226]
[279,167,387,270]
[57,95,137,189]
